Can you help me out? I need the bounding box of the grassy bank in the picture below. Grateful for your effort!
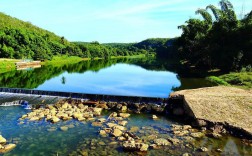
[0,54,147,73]
[0,59,20,74]
[207,72,252,89]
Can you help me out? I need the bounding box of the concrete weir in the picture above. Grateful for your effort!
[168,86,252,139]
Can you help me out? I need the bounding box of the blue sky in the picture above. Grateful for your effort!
[0,0,251,43]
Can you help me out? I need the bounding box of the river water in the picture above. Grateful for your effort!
[0,58,251,155]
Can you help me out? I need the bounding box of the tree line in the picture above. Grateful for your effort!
[0,13,147,60]
[177,0,252,72]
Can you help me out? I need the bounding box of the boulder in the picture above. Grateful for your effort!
[51,116,60,123]
[99,130,107,136]
[190,132,204,138]
[29,116,40,121]
[118,121,128,126]
[0,135,7,144]
[60,126,68,131]
[92,122,103,127]
[167,138,180,145]
[107,123,118,128]
[119,113,130,118]
[152,115,158,119]
[122,141,149,152]
[111,129,123,137]
[121,106,127,112]
[93,108,103,116]
[198,147,208,152]
[153,138,171,146]
[0,144,16,154]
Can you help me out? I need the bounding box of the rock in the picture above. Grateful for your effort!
[173,130,189,136]
[183,125,192,130]
[198,147,208,152]
[113,125,126,131]
[111,129,123,137]
[118,136,126,141]
[171,124,182,131]
[29,116,40,121]
[122,141,149,152]
[60,126,68,131]
[0,144,3,149]
[152,115,158,119]
[93,108,103,116]
[0,135,7,144]
[51,116,60,123]
[216,148,222,152]
[121,106,127,112]
[206,133,222,139]
[98,141,106,146]
[61,103,69,109]
[119,113,130,118]
[150,144,158,149]
[73,113,83,119]
[99,130,107,136]
[92,122,103,127]
[167,138,180,145]
[182,153,192,156]
[190,132,204,138]
[129,126,139,133]
[118,121,128,126]
[153,138,171,146]
[0,144,16,153]
[107,123,118,128]
[97,118,106,123]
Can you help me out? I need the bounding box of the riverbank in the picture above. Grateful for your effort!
[168,86,252,140]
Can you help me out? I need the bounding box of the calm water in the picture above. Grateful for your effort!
[0,106,251,156]
[0,58,213,98]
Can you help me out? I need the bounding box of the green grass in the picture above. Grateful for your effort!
[42,55,84,66]
[0,59,19,73]
[207,72,252,89]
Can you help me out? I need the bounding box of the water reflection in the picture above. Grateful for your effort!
[0,58,213,98]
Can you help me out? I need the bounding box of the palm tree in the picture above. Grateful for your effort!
[195,9,213,25]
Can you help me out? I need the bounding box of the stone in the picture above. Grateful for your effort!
[198,147,208,152]
[93,108,103,116]
[190,132,204,138]
[51,116,60,123]
[111,129,123,137]
[98,141,106,146]
[107,123,118,128]
[118,136,126,141]
[73,113,83,119]
[153,138,171,146]
[173,130,189,136]
[62,103,69,109]
[118,121,128,126]
[92,122,103,127]
[152,115,158,119]
[0,135,7,144]
[206,132,222,139]
[99,130,107,136]
[29,116,40,121]
[122,141,149,152]
[0,144,3,149]
[0,144,16,153]
[167,138,180,145]
[150,144,159,149]
[182,153,192,156]
[97,118,106,123]
[119,113,130,118]
[113,125,126,131]
[60,126,68,131]
[183,125,192,130]
[121,106,127,112]
[129,126,139,133]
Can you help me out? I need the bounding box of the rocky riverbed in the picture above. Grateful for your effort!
[0,135,16,154]
[16,98,252,155]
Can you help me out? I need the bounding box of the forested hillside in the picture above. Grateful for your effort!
[0,12,146,60]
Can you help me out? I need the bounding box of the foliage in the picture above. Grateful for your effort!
[0,12,147,60]
[207,72,252,89]
[177,0,252,72]
[206,76,230,86]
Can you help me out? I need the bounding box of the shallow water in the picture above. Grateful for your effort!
[0,106,251,156]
